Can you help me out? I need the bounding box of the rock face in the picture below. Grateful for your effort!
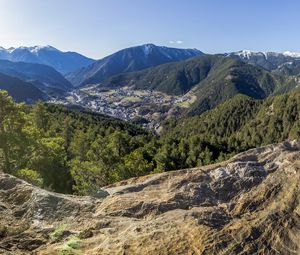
[0,141,299,254]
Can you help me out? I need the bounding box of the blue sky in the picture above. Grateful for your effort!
[1,0,300,59]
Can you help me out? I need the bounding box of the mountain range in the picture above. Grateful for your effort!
[1,43,300,115]
[1,38,300,255]
[0,45,95,74]
[228,50,300,75]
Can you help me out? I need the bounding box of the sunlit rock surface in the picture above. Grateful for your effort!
[0,141,299,254]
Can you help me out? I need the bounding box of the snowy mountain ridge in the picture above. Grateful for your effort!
[230,49,300,59]
[0,45,95,74]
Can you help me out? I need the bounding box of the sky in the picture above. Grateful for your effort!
[1,0,300,59]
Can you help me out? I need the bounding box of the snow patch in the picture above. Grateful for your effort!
[262,52,268,60]
[232,50,283,59]
[237,50,253,59]
[283,51,300,58]
[0,45,59,55]
[142,44,154,57]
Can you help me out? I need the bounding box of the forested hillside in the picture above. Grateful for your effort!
[1,89,299,195]
[0,90,154,194]
[0,73,46,102]
[99,55,298,116]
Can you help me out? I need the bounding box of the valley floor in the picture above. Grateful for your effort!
[49,86,197,129]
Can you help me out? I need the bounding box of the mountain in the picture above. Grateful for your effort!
[0,73,46,102]
[0,59,73,92]
[1,140,299,254]
[228,50,300,75]
[162,89,300,144]
[98,54,298,115]
[0,45,95,74]
[66,44,203,87]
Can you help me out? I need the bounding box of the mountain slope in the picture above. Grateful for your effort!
[162,89,300,151]
[0,140,299,254]
[0,73,46,102]
[67,44,203,87]
[186,56,297,115]
[0,46,95,74]
[99,55,298,115]
[0,59,73,92]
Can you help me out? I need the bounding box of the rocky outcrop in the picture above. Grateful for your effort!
[0,141,299,254]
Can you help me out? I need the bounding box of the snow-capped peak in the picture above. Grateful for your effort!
[0,47,15,53]
[230,50,285,60]
[234,50,300,59]
[29,45,48,53]
[237,50,254,59]
[7,47,15,53]
[282,51,300,58]
[232,50,268,59]
[142,44,155,56]
[27,45,59,54]
[0,45,59,54]
[233,50,269,59]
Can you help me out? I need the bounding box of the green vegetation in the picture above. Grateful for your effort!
[15,168,43,186]
[59,236,81,255]
[101,55,298,116]
[50,224,68,241]
[0,90,153,194]
[161,90,300,170]
[0,88,299,195]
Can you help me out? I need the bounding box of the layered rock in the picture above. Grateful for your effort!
[0,141,299,254]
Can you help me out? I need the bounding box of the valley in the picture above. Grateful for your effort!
[50,86,197,129]
[1,1,300,254]
[0,43,300,254]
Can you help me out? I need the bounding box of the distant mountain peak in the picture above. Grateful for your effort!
[141,44,155,56]
[3,45,60,54]
[0,45,58,51]
[237,49,254,57]
[28,45,59,53]
[228,49,300,75]
[0,45,95,74]
[231,50,269,59]
[141,43,156,47]
[231,49,300,59]
[67,44,203,87]
[127,43,202,53]
[282,51,300,58]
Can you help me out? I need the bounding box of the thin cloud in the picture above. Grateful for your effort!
[169,40,183,44]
